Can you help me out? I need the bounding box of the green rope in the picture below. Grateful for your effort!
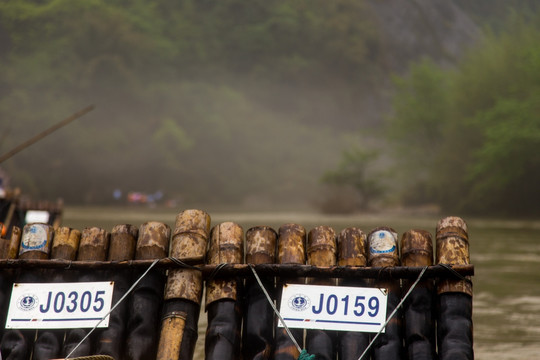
[298,349,316,360]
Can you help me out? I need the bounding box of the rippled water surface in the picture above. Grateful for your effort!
[63,207,540,359]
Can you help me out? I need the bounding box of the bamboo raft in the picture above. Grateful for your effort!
[0,209,474,360]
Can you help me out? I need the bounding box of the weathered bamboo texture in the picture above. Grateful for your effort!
[336,227,370,360]
[32,226,81,360]
[62,227,110,358]
[436,217,473,360]
[368,227,403,360]
[156,311,187,360]
[95,224,138,360]
[162,210,210,360]
[242,226,277,360]
[274,224,306,360]
[205,222,244,360]
[125,222,170,360]
[305,226,337,360]
[1,223,54,360]
[401,229,435,360]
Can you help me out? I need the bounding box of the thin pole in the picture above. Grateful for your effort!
[0,105,95,163]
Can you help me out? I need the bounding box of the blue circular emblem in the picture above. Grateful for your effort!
[17,294,38,311]
[288,294,310,311]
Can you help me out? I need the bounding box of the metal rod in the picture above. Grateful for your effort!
[0,105,95,164]
[0,259,474,278]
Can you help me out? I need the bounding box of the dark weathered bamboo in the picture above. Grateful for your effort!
[33,227,81,360]
[1,223,54,360]
[242,226,277,360]
[125,222,170,360]
[401,229,435,360]
[305,226,337,360]
[436,217,473,360]
[368,227,403,360]
[336,227,370,360]
[62,227,110,358]
[95,224,138,360]
[205,222,244,360]
[156,311,187,360]
[162,209,210,360]
[274,223,306,360]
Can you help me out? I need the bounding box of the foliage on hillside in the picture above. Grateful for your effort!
[386,13,540,216]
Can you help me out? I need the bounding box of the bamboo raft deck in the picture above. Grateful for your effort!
[0,208,474,360]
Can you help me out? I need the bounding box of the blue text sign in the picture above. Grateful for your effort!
[6,282,114,329]
[278,283,387,333]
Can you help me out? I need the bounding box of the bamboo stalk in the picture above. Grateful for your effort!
[1,223,54,360]
[368,227,403,360]
[125,221,170,360]
[274,223,306,360]
[336,227,370,360]
[401,229,436,360]
[305,225,337,360]
[205,222,244,360]
[95,224,138,360]
[436,217,473,360]
[162,210,210,360]
[33,227,81,360]
[62,227,110,358]
[242,225,277,360]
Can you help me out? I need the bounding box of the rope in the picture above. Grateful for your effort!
[248,264,304,355]
[64,258,160,360]
[356,266,428,360]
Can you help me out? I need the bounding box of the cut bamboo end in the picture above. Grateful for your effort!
[277,223,306,265]
[52,226,81,260]
[205,222,244,306]
[136,222,170,260]
[78,227,110,261]
[337,227,367,267]
[367,226,400,267]
[436,216,472,296]
[246,226,277,264]
[19,223,54,260]
[108,224,138,261]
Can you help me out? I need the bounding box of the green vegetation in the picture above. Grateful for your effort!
[1,1,538,216]
[386,13,540,216]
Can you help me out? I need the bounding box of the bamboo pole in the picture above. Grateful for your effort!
[0,223,54,360]
[436,217,473,360]
[401,229,435,360]
[305,226,337,360]
[62,227,110,358]
[242,225,277,360]
[274,223,306,360]
[156,311,187,360]
[95,224,138,359]
[162,209,210,360]
[368,227,403,360]
[205,222,244,360]
[336,227,370,360]
[125,221,170,360]
[33,227,81,360]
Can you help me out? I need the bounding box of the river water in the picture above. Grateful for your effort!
[63,207,540,359]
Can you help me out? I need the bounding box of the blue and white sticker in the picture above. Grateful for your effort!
[369,230,397,254]
[278,284,387,333]
[6,282,114,329]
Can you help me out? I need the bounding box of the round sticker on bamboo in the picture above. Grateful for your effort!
[369,230,397,255]
[20,223,52,255]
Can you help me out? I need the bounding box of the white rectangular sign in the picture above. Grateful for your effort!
[278,284,387,333]
[6,282,114,329]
